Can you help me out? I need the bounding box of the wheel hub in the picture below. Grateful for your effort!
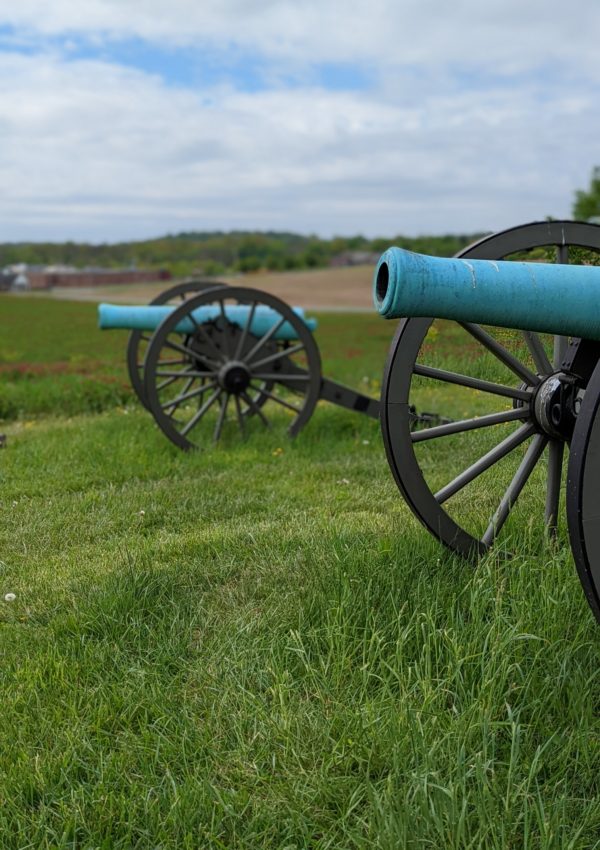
[533,372,581,440]
[218,361,251,394]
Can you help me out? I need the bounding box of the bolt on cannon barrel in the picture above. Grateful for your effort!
[373,248,600,340]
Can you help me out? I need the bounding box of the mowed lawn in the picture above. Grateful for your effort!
[1,295,599,849]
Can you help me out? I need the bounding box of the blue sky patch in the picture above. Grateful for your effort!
[0,25,373,93]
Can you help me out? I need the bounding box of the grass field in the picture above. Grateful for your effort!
[1,295,600,848]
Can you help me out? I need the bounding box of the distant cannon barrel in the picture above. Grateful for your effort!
[373,248,600,340]
[98,302,318,341]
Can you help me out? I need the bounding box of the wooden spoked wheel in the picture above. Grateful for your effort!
[143,286,322,450]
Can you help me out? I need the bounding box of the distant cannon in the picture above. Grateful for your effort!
[373,219,600,623]
[101,281,445,451]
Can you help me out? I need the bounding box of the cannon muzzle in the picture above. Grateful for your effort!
[374,248,600,340]
[98,303,317,341]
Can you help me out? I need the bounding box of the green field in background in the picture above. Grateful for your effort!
[0,296,393,421]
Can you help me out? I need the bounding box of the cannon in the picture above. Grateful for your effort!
[373,219,600,623]
[100,280,445,450]
[99,303,317,340]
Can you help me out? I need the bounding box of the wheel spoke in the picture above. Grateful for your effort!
[545,440,564,533]
[522,331,553,375]
[158,374,185,394]
[156,357,188,367]
[163,376,198,412]
[163,337,221,368]
[482,434,548,547]
[412,407,528,443]
[155,369,214,378]
[414,364,532,401]
[249,342,305,371]
[251,373,309,382]
[249,383,301,413]
[435,422,536,504]
[213,393,230,442]
[180,388,222,436]
[242,316,286,364]
[240,390,271,428]
[218,300,232,358]
[160,381,217,410]
[234,301,257,360]
[460,322,539,385]
[234,394,246,437]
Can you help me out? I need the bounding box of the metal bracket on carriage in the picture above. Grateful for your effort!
[561,337,600,384]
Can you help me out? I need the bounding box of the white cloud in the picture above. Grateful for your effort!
[3,0,600,74]
[0,1,599,239]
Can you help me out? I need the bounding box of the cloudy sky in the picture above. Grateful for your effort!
[0,1,599,242]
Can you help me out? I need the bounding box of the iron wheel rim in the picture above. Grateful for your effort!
[567,359,600,623]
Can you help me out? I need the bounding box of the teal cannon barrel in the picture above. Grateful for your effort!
[373,248,600,340]
[98,302,317,341]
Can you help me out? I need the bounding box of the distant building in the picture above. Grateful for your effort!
[330,251,380,267]
[1,264,171,290]
[12,272,29,290]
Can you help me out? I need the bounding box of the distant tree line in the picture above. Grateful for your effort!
[4,172,600,278]
[0,231,483,278]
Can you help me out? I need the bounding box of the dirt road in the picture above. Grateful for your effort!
[36,264,376,310]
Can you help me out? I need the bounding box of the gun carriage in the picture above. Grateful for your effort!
[101,281,441,450]
[373,220,600,622]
